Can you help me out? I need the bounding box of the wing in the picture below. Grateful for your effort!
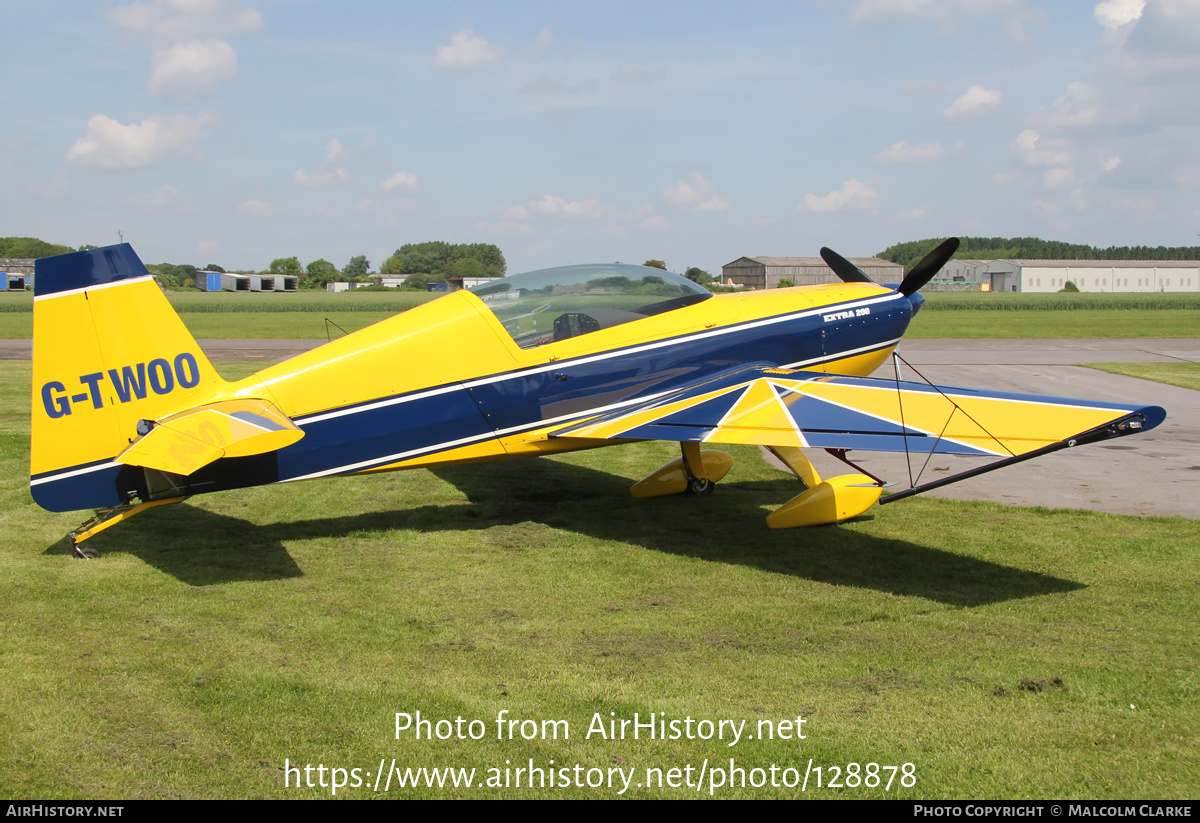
[550,364,1165,459]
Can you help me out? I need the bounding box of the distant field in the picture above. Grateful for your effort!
[905,309,1198,339]
[919,291,1200,311]
[1080,362,1200,391]
[1,289,1196,339]
[1,360,1194,799]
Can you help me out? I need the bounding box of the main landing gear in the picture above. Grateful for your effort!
[630,443,884,528]
[630,442,732,499]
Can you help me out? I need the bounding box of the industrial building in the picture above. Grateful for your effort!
[721,256,903,289]
[723,254,1199,293]
[969,260,1199,293]
[196,271,298,292]
[1,258,34,290]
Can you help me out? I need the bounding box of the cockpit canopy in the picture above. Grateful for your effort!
[469,263,713,348]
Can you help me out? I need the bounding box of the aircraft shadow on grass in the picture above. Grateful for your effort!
[46,456,1083,606]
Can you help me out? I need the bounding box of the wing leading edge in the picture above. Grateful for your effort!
[550,365,1166,460]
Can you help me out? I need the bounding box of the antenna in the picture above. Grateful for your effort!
[118,229,124,244]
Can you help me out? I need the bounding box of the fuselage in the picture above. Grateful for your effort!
[195,281,913,491]
[32,273,914,511]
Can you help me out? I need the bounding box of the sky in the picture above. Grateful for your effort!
[3,0,1198,276]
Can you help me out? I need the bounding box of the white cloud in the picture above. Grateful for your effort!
[503,205,529,221]
[993,171,1016,185]
[237,199,271,215]
[1094,0,1145,29]
[294,167,347,186]
[530,194,603,217]
[662,172,731,211]
[128,183,180,206]
[1102,156,1121,172]
[294,139,349,186]
[66,112,213,168]
[1125,0,1200,62]
[943,84,1003,122]
[528,26,553,53]
[799,178,879,212]
[380,171,418,191]
[109,0,263,39]
[146,39,237,101]
[1010,129,1072,166]
[197,240,219,252]
[1043,167,1076,188]
[434,29,502,70]
[892,206,931,220]
[1030,81,1110,129]
[870,140,946,164]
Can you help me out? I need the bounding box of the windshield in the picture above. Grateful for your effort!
[469,264,712,348]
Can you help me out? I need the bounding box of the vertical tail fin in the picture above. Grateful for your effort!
[30,244,224,511]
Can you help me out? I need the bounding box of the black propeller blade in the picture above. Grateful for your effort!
[899,237,960,296]
[819,246,873,284]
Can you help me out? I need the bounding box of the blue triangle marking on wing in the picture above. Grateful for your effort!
[774,389,919,437]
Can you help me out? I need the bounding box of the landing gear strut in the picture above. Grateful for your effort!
[67,496,186,559]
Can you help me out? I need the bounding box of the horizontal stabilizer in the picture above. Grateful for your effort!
[551,365,1166,458]
[116,398,304,476]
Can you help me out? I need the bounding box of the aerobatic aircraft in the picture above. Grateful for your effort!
[30,239,1164,556]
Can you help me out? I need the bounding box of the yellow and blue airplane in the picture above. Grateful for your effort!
[30,239,1164,556]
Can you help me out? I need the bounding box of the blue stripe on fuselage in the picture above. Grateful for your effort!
[31,292,912,506]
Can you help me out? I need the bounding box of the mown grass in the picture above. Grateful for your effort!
[2,289,1198,339]
[905,309,1199,339]
[920,292,1200,311]
[1,307,1197,341]
[1,362,1195,799]
[1079,362,1200,391]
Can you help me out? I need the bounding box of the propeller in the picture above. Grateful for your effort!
[819,246,872,283]
[898,237,959,296]
[820,237,961,296]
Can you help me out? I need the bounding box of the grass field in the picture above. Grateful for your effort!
[1,288,1197,339]
[1079,362,1200,391]
[1,362,1195,799]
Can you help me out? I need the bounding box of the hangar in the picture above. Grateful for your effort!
[973,260,1200,293]
[1,257,34,290]
[721,256,903,289]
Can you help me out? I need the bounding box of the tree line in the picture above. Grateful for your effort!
[0,237,77,258]
[1,236,510,291]
[879,236,1200,273]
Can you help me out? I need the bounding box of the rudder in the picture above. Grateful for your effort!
[30,244,224,512]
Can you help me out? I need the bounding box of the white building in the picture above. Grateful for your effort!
[977,260,1199,293]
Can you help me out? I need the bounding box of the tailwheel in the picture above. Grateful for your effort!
[70,535,100,560]
[66,495,187,557]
